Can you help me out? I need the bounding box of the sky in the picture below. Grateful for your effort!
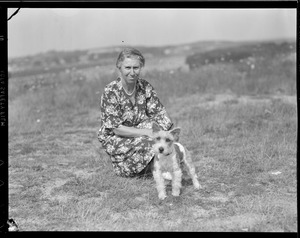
[8,8,296,58]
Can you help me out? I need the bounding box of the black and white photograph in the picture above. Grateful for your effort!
[6,7,297,231]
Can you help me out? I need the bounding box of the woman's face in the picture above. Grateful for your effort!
[119,57,142,85]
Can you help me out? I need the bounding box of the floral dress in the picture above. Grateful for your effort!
[98,77,173,177]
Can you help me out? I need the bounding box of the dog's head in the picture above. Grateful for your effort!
[152,123,181,156]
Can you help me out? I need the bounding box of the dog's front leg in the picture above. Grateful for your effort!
[171,170,182,197]
[153,168,167,200]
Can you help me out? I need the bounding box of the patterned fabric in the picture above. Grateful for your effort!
[98,77,173,177]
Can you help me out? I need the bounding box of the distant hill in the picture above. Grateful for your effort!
[186,41,296,70]
[8,39,295,78]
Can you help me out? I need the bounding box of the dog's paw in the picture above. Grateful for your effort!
[194,181,202,190]
[158,192,167,200]
[172,190,180,197]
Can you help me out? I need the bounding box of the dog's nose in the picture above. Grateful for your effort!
[159,147,164,153]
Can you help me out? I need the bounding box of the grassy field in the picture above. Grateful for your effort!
[8,50,297,231]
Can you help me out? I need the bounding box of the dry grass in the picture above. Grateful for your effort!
[8,52,297,231]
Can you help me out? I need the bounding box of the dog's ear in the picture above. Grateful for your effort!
[152,122,161,133]
[170,127,181,142]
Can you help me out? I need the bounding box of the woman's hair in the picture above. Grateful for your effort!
[116,47,145,69]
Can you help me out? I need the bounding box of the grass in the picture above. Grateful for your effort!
[8,52,297,231]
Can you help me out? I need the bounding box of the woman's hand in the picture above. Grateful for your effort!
[143,128,153,138]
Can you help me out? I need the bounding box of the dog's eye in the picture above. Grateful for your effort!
[156,137,161,141]
[166,138,171,143]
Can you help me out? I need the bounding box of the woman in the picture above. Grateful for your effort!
[98,47,173,177]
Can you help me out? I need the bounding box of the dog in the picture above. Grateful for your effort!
[151,123,202,200]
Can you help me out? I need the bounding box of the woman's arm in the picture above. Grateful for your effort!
[113,125,153,138]
[145,83,173,131]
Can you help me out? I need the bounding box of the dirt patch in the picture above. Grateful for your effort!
[9,183,24,195]
[191,205,218,219]
[199,213,262,231]
[205,192,230,203]
[72,169,97,180]
[194,156,217,167]
[173,93,296,110]
[41,178,72,203]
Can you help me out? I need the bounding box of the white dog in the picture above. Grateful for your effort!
[152,123,202,200]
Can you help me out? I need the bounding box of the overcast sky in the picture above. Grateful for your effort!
[8,8,296,58]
